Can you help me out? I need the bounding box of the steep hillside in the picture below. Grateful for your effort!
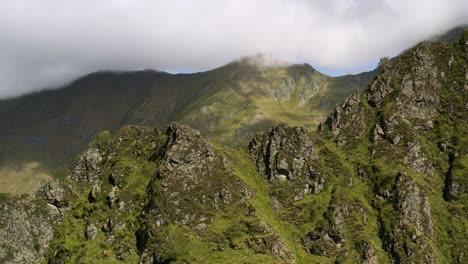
[318,30,468,262]
[1,29,467,264]
[0,56,375,193]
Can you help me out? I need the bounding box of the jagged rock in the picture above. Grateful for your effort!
[321,43,445,149]
[444,167,462,201]
[70,148,102,183]
[403,141,433,176]
[88,181,102,203]
[249,125,332,204]
[366,45,441,129]
[359,242,378,264]
[383,173,435,263]
[374,115,403,145]
[444,152,467,201]
[145,124,248,227]
[86,224,98,240]
[365,72,394,108]
[106,235,115,244]
[318,92,372,147]
[40,181,70,218]
[303,205,347,257]
[396,175,433,236]
[269,236,294,261]
[245,234,294,262]
[249,125,319,182]
[102,218,114,232]
[41,181,65,206]
[0,195,62,264]
[438,141,448,152]
[107,186,118,207]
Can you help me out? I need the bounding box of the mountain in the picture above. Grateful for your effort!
[431,25,468,42]
[0,55,376,193]
[1,29,466,263]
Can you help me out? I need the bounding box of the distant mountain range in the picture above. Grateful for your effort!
[0,54,377,192]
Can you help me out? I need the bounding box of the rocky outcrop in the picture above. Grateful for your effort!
[85,224,98,240]
[381,173,435,263]
[249,125,333,204]
[316,30,468,263]
[318,92,372,147]
[320,43,445,149]
[145,123,248,226]
[70,148,102,183]
[43,124,292,263]
[366,46,441,121]
[40,181,70,219]
[0,139,123,264]
[444,152,467,201]
[245,233,293,261]
[136,124,255,262]
[0,193,62,263]
[249,125,319,182]
[302,204,348,257]
[0,140,116,264]
[402,140,434,176]
[358,242,378,264]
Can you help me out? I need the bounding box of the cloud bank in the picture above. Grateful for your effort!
[1,0,468,98]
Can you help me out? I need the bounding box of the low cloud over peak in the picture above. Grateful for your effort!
[1,0,468,98]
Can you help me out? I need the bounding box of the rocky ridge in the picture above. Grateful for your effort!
[318,29,468,262]
[0,30,467,264]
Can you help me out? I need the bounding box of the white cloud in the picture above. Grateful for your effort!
[0,0,467,98]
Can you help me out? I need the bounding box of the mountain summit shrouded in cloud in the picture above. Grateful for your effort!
[1,0,468,98]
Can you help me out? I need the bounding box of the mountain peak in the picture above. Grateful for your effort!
[233,53,291,67]
[225,53,317,75]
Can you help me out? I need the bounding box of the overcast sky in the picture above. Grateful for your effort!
[1,0,468,98]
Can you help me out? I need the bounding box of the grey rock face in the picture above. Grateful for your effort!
[402,141,433,175]
[302,205,348,257]
[371,115,403,146]
[148,124,248,226]
[366,46,441,128]
[249,125,331,204]
[359,242,378,264]
[70,148,103,183]
[40,180,70,218]
[249,125,319,182]
[371,47,438,106]
[315,35,468,263]
[88,181,102,203]
[245,233,294,262]
[0,194,61,264]
[138,124,256,261]
[318,92,371,147]
[85,224,98,240]
[0,144,108,263]
[396,174,433,236]
[320,44,444,150]
[385,173,435,263]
